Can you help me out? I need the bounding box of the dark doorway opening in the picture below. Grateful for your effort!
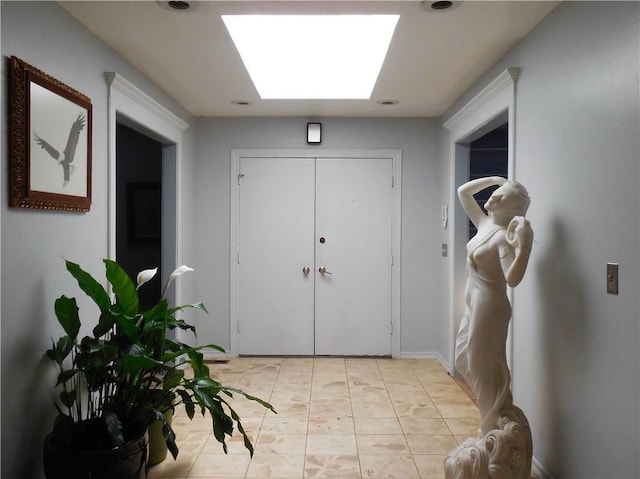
[468,123,508,239]
[116,123,163,310]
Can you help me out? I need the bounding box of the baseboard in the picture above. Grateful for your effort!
[400,351,450,369]
[174,348,233,367]
[201,348,233,361]
[199,350,452,367]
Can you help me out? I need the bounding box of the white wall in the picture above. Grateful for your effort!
[0,3,196,477]
[192,117,446,357]
[439,2,639,477]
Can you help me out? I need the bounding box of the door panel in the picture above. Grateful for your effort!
[238,158,315,355]
[237,156,393,356]
[315,158,393,355]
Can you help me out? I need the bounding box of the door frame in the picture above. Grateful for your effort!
[443,68,520,376]
[230,149,402,358]
[105,73,188,317]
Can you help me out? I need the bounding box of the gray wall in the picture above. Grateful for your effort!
[0,2,195,477]
[192,117,445,357]
[439,2,639,477]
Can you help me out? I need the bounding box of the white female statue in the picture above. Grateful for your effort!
[445,176,534,479]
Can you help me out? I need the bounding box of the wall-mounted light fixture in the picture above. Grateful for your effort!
[307,122,322,144]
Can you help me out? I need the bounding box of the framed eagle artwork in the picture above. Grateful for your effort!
[9,56,92,212]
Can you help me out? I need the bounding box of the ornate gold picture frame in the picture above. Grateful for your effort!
[9,56,92,211]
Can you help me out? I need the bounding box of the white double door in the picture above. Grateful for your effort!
[237,156,394,356]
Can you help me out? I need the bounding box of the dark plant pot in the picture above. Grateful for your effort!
[43,431,148,479]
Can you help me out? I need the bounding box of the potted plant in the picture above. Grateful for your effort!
[43,259,275,479]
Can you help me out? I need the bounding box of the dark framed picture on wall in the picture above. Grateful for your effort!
[9,56,92,212]
[127,183,161,245]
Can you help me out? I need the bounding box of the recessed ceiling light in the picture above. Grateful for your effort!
[222,15,400,100]
[376,100,399,106]
[431,1,453,10]
[157,1,197,12]
[168,1,191,10]
[420,1,461,12]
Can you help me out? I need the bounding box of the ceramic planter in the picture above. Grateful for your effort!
[147,409,174,466]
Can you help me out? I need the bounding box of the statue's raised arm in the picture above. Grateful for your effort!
[457,176,507,228]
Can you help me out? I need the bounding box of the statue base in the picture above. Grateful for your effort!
[444,405,532,479]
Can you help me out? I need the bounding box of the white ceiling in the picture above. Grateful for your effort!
[59,1,560,118]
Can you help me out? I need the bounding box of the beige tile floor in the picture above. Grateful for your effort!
[147,357,480,479]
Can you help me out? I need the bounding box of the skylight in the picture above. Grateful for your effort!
[222,15,400,100]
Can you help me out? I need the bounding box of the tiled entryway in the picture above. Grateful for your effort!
[147,357,479,479]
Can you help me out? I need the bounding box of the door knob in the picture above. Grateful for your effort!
[319,266,332,275]
[302,266,310,275]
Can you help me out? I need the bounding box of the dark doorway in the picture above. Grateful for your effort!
[468,123,508,239]
[116,123,163,310]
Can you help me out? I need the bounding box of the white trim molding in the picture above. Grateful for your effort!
[104,73,188,132]
[104,72,189,307]
[444,68,520,134]
[443,67,520,378]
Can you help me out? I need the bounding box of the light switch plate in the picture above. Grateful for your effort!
[607,263,619,295]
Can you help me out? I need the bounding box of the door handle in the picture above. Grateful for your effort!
[319,266,332,275]
[302,266,311,275]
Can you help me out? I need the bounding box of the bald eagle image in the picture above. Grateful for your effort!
[33,113,85,187]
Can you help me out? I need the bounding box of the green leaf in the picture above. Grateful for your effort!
[54,296,81,340]
[93,311,115,338]
[208,401,233,453]
[104,259,138,316]
[80,336,102,353]
[65,259,111,313]
[212,419,229,454]
[221,401,258,456]
[113,311,141,341]
[162,369,184,390]
[46,335,75,364]
[56,335,75,360]
[56,368,78,386]
[186,349,207,376]
[204,343,227,354]
[176,390,195,419]
[59,389,77,408]
[192,376,220,390]
[222,387,277,413]
[161,344,209,363]
[166,433,179,460]
[234,415,255,457]
[165,317,196,334]
[152,410,178,459]
[142,299,169,322]
[168,302,209,315]
[191,383,217,410]
[208,400,234,444]
[123,353,162,372]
